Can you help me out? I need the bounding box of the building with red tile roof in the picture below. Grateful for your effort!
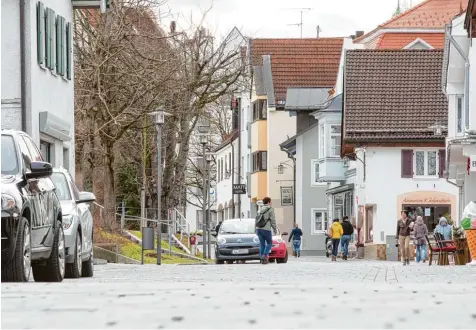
[355,0,467,49]
[250,38,344,106]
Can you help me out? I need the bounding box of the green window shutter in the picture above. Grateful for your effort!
[66,22,72,80]
[56,16,60,73]
[45,8,50,68]
[61,17,66,76]
[37,2,45,65]
[50,9,56,71]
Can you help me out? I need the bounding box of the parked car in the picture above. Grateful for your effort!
[212,218,288,264]
[1,130,64,282]
[50,167,95,278]
[269,230,289,264]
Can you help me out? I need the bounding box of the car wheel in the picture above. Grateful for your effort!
[276,251,288,264]
[65,231,82,279]
[32,221,65,282]
[1,217,31,282]
[215,259,224,264]
[269,258,275,263]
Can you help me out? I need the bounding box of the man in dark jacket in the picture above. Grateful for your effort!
[340,216,354,260]
[288,223,303,257]
[396,210,413,266]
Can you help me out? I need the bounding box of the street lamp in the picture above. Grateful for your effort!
[205,153,213,259]
[148,109,171,266]
[197,117,210,259]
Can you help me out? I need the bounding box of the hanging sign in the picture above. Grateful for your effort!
[470,155,476,173]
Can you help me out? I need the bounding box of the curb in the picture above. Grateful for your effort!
[93,258,108,265]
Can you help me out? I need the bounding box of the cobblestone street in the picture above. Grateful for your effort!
[2,258,476,329]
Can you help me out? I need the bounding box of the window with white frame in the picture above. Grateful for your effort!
[456,95,464,135]
[414,150,438,177]
[311,159,326,186]
[329,125,341,157]
[319,124,325,158]
[312,209,328,234]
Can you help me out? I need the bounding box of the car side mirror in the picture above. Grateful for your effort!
[211,230,217,237]
[77,191,96,204]
[25,161,53,179]
[281,232,289,236]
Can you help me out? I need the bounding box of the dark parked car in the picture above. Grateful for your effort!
[1,130,65,282]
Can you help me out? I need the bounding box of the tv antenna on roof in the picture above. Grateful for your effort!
[284,7,312,38]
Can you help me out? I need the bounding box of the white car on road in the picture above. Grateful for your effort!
[50,167,95,278]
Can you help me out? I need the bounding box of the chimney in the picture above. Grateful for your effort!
[355,31,364,38]
[170,21,176,34]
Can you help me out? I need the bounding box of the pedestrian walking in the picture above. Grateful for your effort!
[396,210,413,266]
[413,216,428,263]
[328,218,343,261]
[288,223,303,257]
[190,234,197,256]
[340,216,354,260]
[255,197,277,264]
[435,216,452,240]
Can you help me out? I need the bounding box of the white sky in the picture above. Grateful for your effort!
[160,0,425,39]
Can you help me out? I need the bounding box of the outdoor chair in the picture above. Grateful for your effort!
[434,232,456,266]
[425,234,440,266]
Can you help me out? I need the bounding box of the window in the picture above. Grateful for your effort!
[40,141,51,163]
[312,209,328,234]
[63,148,69,170]
[241,156,244,178]
[220,158,223,181]
[311,159,325,186]
[252,151,267,172]
[329,125,341,157]
[401,149,445,178]
[319,124,325,158]
[229,152,232,175]
[51,173,71,201]
[1,136,19,175]
[252,100,267,121]
[55,15,66,76]
[217,159,220,182]
[45,8,56,70]
[23,137,43,162]
[456,95,463,134]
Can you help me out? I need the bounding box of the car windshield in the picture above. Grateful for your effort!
[51,173,72,201]
[219,219,255,234]
[1,135,19,175]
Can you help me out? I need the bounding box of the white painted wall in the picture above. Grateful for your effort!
[216,140,235,219]
[1,0,75,175]
[267,109,296,230]
[357,147,459,244]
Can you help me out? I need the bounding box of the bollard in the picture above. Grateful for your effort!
[142,227,155,265]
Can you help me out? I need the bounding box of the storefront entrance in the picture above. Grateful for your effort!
[402,205,451,232]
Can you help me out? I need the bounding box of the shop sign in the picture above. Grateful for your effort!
[470,155,476,172]
[280,186,293,206]
[403,197,451,204]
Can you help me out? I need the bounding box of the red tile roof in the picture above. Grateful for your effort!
[250,38,344,104]
[355,0,466,43]
[376,32,445,49]
[343,50,448,142]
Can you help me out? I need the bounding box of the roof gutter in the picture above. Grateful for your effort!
[445,24,470,133]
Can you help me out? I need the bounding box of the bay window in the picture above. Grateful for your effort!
[329,125,341,157]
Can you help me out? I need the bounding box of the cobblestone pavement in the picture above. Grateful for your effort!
[2,257,476,329]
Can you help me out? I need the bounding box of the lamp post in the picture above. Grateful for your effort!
[197,118,210,259]
[206,153,213,259]
[149,109,168,266]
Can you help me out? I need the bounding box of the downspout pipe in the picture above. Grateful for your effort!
[20,0,27,131]
[446,24,470,131]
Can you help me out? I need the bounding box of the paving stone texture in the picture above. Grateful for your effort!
[2,257,476,329]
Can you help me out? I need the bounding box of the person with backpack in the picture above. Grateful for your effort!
[288,223,303,257]
[413,216,428,263]
[255,197,277,264]
[328,218,343,261]
[340,216,354,260]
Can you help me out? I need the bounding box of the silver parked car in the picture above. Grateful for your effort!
[50,167,95,278]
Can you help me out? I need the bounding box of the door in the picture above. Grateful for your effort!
[22,135,57,248]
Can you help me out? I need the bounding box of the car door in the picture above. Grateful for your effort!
[21,135,57,248]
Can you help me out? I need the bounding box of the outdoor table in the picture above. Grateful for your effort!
[454,238,471,265]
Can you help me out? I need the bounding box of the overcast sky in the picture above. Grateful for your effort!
[159,0,424,39]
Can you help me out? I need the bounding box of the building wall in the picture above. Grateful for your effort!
[1,0,75,175]
[296,127,327,255]
[251,172,267,201]
[360,147,459,244]
[251,120,267,152]
[239,95,251,219]
[267,109,296,231]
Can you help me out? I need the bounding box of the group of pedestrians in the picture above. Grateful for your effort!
[396,210,452,266]
[328,216,355,261]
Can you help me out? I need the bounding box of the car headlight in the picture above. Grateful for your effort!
[275,237,283,243]
[62,215,73,229]
[1,194,16,210]
[217,237,226,245]
[253,236,259,244]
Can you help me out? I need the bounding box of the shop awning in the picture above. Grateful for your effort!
[326,184,354,195]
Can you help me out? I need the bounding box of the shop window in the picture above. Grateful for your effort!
[334,194,344,220]
[312,209,328,234]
